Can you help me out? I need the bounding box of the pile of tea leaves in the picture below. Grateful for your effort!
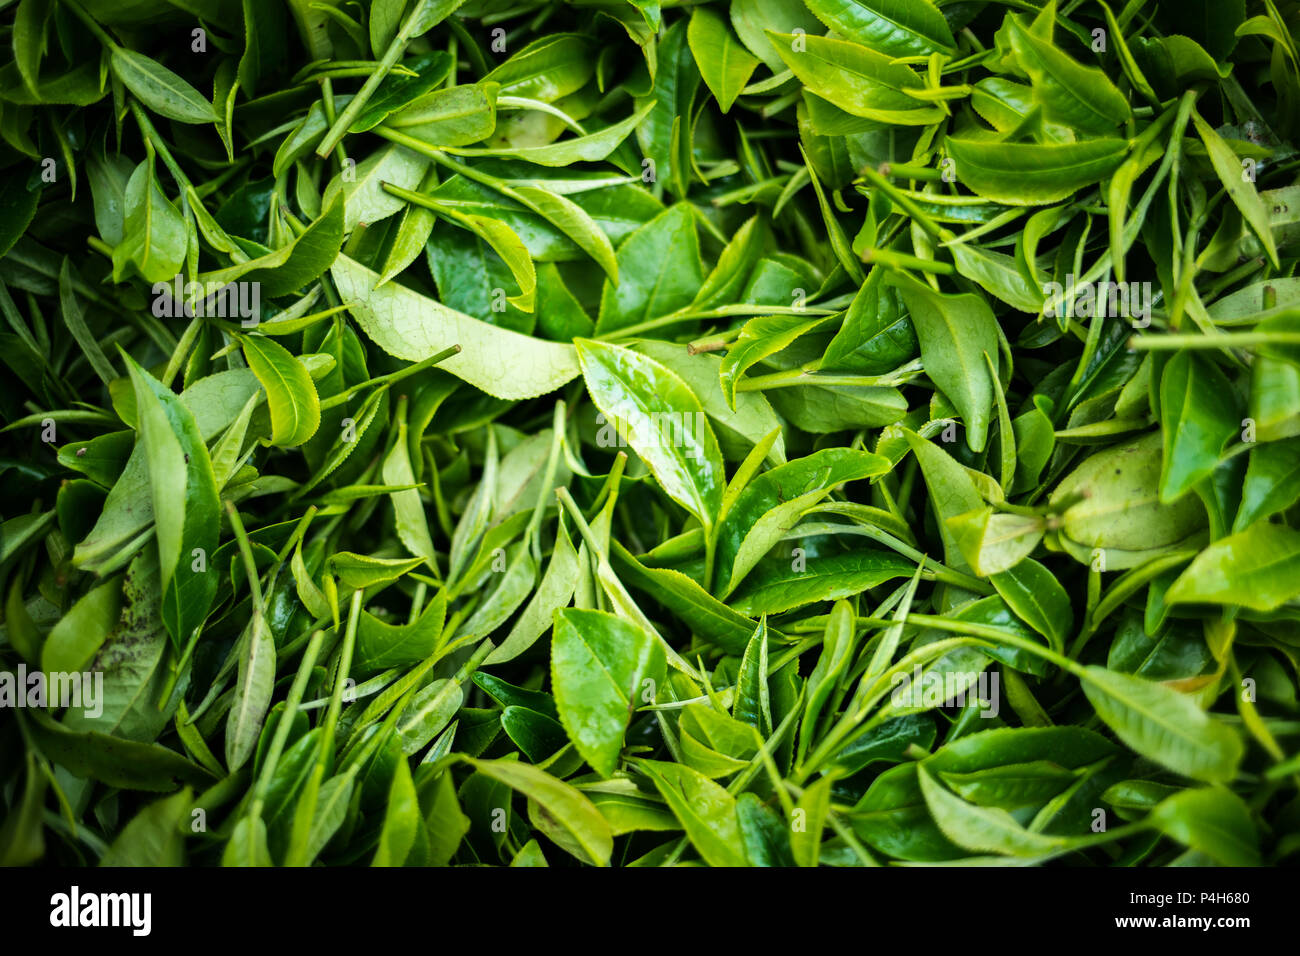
[1,0,1298,868]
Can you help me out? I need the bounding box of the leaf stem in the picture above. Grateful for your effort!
[318,344,461,411]
[1129,331,1300,350]
[249,629,326,817]
[225,500,264,608]
[58,0,117,49]
[862,247,955,274]
[315,6,422,158]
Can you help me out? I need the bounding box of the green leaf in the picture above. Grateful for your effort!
[510,838,549,866]
[377,192,438,287]
[917,765,1071,857]
[125,357,220,650]
[731,548,914,616]
[41,577,122,674]
[442,210,536,311]
[799,600,856,758]
[381,410,437,571]
[100,788,192,866]
[238,0,286,98]
[851,763,966,861]
[611,541,763,655]
[241,335,322,447]
[1159,351,1239,503]
[398,679,464,754]
[1191,110,1280,269]
[587,783,680,836]
[595,204,704,335]
[63,552,176,742]
[356,593,446,670]
[206,193,344,296]
[26,709,211,792]
[732,618,773,734]
[638,759,750,867]
[693,216,766,312]
[332,255,579,400]
[791,774,832,866]
[421,767,470,865]
[770,32,942,124]
[481,33,594,102]
[1146,786,1259,866]
[349,51,454,132]
[948,508,1045,578]
[835,714,935,776]
[511,185,619,283]
[714,448,890,596]
[474,673,559,718]
[1079,666,1243,783]
[635,20,700,198]
[59,261,116,387]
[11,0,47,101]
[456,543,537,642]
[0,174,41,257]
[805,0,954,58]
[1165,522,1300,611]
[323,143,429,233]
[225,612,276,773]
[486,521,581,665]
[576,338,725,531]
[372,756,419,866]
[1234,440,1300,532]
[0,754,46,866]
[945,137,1129,205]
[300,773,355,864]
[822,270,917,373]
[635,340,787,464]
[1049,433,1208,568]
[500,706,568,762]
[990,558,1072,653]
[688,7,759,113]
[110,48,216,125]
[551,607,666,778]
[445,101,655,166]
[718,312,826,410]
[369,0,406,58]
[1007,15,1130,134]
[222,815,273,866]
[902,429,984,573]
[385,82,499,147]
[886,272,999,453]
[463,757,613,866]
[113,160,186,284]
